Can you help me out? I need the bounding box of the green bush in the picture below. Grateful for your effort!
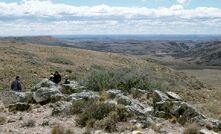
[76,101,115,127]
[81,67,165,92]
[71,99,95,114]
[25,58,43,66]
[94,111,118,132]
[47,56,73,65]
[75,100,130,132]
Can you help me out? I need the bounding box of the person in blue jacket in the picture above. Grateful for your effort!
[11,76,22,91]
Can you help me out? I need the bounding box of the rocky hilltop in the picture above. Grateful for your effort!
[0,79,220,134]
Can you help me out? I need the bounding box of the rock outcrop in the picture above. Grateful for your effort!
[69,91,99,101]
[32,79,56,91]
[33,87,63,104]
[1,91,33,107]
[1,79,220,133]
[61,80,86,94]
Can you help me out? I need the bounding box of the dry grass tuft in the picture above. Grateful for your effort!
[183,123,200,134]
[51,125,75,134]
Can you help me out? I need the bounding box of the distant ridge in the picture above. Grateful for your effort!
[0,36,70,47]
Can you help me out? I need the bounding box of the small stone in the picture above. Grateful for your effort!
[166,91,182,100]
[132,130,143,134]
[200,128,218,134]
[106,89,122,99]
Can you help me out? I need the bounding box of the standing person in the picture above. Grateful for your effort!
[53,71,61,84]
[11,76,22,92]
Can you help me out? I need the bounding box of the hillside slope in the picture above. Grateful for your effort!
[176,41,221,66]
[0,39,206,98]
[0,39,220,122]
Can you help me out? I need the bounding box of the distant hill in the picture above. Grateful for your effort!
[61,40,197,55]
[1,36,221,67]
[0,36,70,47]
[175,41,221,66]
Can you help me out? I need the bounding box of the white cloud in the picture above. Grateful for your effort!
[0,0,221,35]
[177,0,191,4]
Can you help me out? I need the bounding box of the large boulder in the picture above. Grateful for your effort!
[116,94,132,105]
[69,91,99,101]
[126,100,153,116]
[153,90,169,104]
[32,79,58,91]
[154,101,181,119]
[33,87,62,104]
[50,93,66,103]
[1,91,33,107]
[8,102,30,112]
[176,102,206,125]
[154,100,206,124]
[61,81,86,94]
[52,101,72,116]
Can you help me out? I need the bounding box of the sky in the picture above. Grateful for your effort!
[0,0,221,36]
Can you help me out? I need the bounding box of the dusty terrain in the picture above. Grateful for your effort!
[0,38,221,134]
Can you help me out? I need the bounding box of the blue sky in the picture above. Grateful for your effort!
[2,0,221,8]
[0,0,221,36]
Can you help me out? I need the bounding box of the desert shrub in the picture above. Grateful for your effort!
[22,119,36,127]
[51,125,75,134]
[76,101,115,127]
[94,111,118,132]
[71,99,95,114]
[76,100,130,132]
[25,58,43,66]
[47,56,73,65]
[115,104,130,121]
[183,123,200,134]
[65,69,73,74]
[81,67,165,92]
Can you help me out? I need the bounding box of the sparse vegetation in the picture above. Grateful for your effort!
[81,67,167,92]
[25,58,43,66]
[47,56,73,65]
[76,100,130,132]
[0,39,220,126]
[51,125,75,134]
[76,101,115,127]
[183,123,200,134]
[70,99,95,114]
